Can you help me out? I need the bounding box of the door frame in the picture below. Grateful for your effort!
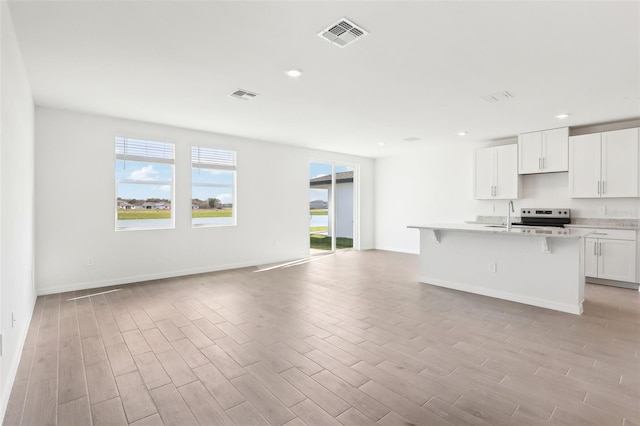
[308,160,360,253]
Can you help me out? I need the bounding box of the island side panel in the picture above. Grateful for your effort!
[418,229,584,314]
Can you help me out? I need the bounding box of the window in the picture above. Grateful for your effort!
[115,137,174,230]
[191,146,236,227]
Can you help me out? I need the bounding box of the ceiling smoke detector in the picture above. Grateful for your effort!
[230,89,259,100]
[317,18,368,48]
[481,91,514,104]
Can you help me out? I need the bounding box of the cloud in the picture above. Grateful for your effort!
[129,165,159,181]
[157,185,171,192]
[217,193,233,203]
[309,188,328,201]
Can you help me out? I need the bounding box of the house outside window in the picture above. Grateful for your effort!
[115,137,175,230]
[191,146,236,227]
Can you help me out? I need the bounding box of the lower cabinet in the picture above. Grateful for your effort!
[584,230,637,283]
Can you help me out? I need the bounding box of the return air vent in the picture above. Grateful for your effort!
[317,18,368,48]
[230,89,259,100]
[481,91,514,104]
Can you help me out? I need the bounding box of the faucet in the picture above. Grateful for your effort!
[507,200,514,231]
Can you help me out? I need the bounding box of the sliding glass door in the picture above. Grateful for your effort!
[309,162,356,253]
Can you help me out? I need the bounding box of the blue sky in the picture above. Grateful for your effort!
[309,163,352,202]
[116,160,234,203]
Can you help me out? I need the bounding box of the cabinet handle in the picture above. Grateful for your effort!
[538,158,541,170]
[597,181,600,194]
[599,242,602,256]
[593,241,597,255]
[602,181,605,194]
[542,157,545,169]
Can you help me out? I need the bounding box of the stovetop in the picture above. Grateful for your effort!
[514,208,571,228]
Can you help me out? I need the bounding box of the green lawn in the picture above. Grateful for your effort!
[118,210,170,220]
[310,235,353,250]
[118,208,232,220]
[192,209,232,218]
[310,209,328,216]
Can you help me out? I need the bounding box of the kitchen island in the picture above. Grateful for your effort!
[408,224,593,314]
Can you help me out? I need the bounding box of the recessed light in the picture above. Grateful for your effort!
[555,113,570,119]
[378,142,385,146]
[285,69,302,78]
[457,131,467,136]
[403,137,420,142]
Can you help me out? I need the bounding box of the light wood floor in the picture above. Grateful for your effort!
[4,250,640,426]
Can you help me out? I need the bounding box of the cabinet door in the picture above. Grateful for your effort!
[542,127,569,172]
[598,239,637,282]
[474,147,495,199]
[495,144,519,199]
[584,238,598,278]
[518,132,542,174]
[601,128,639,198]
[569,133,601,198]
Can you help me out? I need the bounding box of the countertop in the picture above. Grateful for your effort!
[408,223,594,239]
[564,224,639,231]
[471,216,639,231]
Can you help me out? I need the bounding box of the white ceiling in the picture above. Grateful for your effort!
[8,1,640,158]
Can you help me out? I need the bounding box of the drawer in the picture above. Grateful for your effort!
[585,229,637,241]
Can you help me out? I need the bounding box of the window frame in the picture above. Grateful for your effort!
[115,137,176,231]
[191,146,237,228]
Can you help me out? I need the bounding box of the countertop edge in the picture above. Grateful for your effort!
[408,224,591,239]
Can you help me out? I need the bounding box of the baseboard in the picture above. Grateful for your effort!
[586,277,639,290]
[0,294,37,423]
[37,253,311,296]
[420,276,583,315]
[373,245,419,255]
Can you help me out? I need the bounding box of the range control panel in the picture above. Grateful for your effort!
[520,208,571,218]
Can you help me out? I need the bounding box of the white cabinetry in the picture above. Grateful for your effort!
[474,144,519,200]
[569,128,639,198]
[584,229,637,283]
[518,127,568,174]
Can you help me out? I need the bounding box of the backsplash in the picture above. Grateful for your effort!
[476,172,640,220]
[475,215,639,229]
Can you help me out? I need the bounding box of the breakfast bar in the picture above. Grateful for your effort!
[408,224,593,314]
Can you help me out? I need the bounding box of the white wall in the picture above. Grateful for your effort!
[375,142,479,253]
[375,138,640,254]
[35,107,374,294]
[0,1,37,419]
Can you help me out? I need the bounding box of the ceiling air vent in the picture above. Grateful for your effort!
[317,18,368,48]
[403,137,421,142]
[230,89,259,100]
[481,91,514,104]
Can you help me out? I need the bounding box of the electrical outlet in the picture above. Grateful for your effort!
[88,257,95,267]
[600,206,606,215]
[489,262,497,273]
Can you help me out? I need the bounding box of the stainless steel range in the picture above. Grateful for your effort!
[511,208,571,228]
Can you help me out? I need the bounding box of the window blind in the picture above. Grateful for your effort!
[192,146,236,171]
[116,137,174,165]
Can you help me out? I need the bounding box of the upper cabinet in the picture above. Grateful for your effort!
[569,128,639,198]
[518,127,569,174]
[474,144,519,200]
